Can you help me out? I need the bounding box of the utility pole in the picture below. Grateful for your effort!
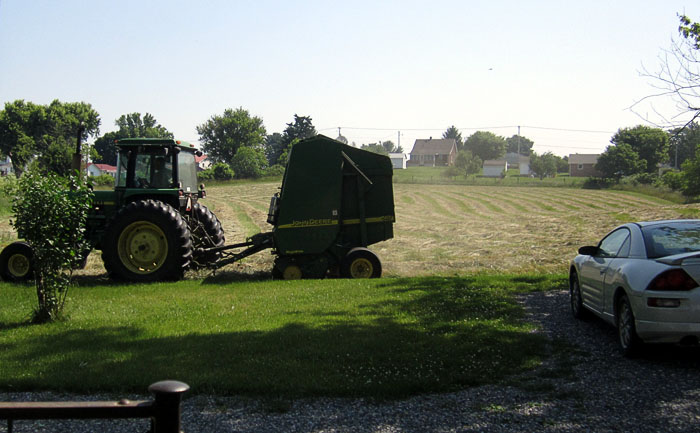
[517,125,521,155]
[397,131,401,151]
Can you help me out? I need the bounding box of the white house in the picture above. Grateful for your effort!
[482,160,508,177]
[389,153,407,169]
[518,156,531,176]
[196,154,211,171]
[87,163,117,178]
[0,156,13,176]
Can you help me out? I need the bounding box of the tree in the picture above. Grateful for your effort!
[529,152,558,180]
[442,125,464,150]
[0,100,100,177]
[282,114,316,145]
[463,131,506,161]
[264,132,285,166]
[0,100,46,177]
[94,113,173,165]
[231,146,267,179]
[506,134,534,156]
[360,143,389,155]
[634,15,700,128]
[196,107,266,164]
[36,100,101,176]
[609,126,669,174]
[669,122,700,168]
[454,150,482,176]
[595,143,646,181]
[10,170,93,322]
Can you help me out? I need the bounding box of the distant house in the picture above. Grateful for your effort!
[0,156,13,176]
[569,154,601,177]
[87,163,117,178]
[408,138,457,167]
[519,157,531,176]
[483,160,508,177]
[389,153,407,169]
[505,152,530,175]
[196,154,211,171]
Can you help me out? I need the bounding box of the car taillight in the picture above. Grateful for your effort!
[647,269,699,291]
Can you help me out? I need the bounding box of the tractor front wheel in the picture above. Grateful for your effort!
[102,199,192,282]
[0,241,34,282]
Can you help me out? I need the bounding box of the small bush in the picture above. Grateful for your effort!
[11,170,93,322]
[661,170,685,191]
[263,164,285,178]
[582,177,614,189]
[199,162,235,181]
[88,174,115,187]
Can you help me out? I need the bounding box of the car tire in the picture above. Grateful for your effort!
[569,271,590,320]
[617,294,643,357]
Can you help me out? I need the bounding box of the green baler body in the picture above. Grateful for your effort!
[273,135,395,258]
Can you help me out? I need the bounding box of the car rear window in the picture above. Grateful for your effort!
[642,222,700,258]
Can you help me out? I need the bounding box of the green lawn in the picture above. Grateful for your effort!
[0,274,566,397]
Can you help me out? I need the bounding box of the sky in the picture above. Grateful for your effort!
[1,0,700,157]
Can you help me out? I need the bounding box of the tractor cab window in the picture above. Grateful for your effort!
[178,151,198,193]
[116,150,129,187]
[134,152,173,188]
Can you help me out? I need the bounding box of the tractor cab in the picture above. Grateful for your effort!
[112,138,205,210]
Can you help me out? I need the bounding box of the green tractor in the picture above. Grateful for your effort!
[0,138,224,282]
[0,135,395,282]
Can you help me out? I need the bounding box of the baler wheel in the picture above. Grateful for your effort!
[0,241,34,282]
[102,199,192,282]
[341,248,382,279]
[282,264,303,280]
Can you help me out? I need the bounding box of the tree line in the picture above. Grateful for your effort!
[0,102,321,180]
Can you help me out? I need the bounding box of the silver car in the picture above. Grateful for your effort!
[569,220,700,356]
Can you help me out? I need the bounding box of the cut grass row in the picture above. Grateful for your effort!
[0,274,566,398]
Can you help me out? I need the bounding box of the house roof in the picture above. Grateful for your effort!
[388,153,406,159]
[483,159,508,166]
[569,154,600,164]
[410,138,456,155]
[195,154,208,164]
[90,163,116,172]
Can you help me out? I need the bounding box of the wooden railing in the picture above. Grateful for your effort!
[0,380,189,433]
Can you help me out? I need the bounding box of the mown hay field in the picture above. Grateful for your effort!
[2,182,697,278]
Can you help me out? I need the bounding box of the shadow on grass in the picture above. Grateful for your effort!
[0,275,563,398]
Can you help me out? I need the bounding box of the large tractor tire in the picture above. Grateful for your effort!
[102,199,193,282]
[0,241,34,282]
[341,248,382,279]
[188,202,225,266]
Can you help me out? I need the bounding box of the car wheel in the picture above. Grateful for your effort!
[569,272,589,320]
[617,294,643,357]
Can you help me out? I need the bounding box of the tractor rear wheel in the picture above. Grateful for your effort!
[341,248,382,279]
[102,199,192,282]
[0,241,34,282]
[189,202,225,266]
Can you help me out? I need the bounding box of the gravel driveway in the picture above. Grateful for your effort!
[3,290,700,432]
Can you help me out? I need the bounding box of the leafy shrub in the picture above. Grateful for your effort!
[620,172,658,185]
[442,165,462,179]
[88,174,115,187]
[582,177,614,189]
[231,146,267,179]
[199,162,235,181]
[661,170,685,191]
[263,164,285,177]
[10,170,93,322]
